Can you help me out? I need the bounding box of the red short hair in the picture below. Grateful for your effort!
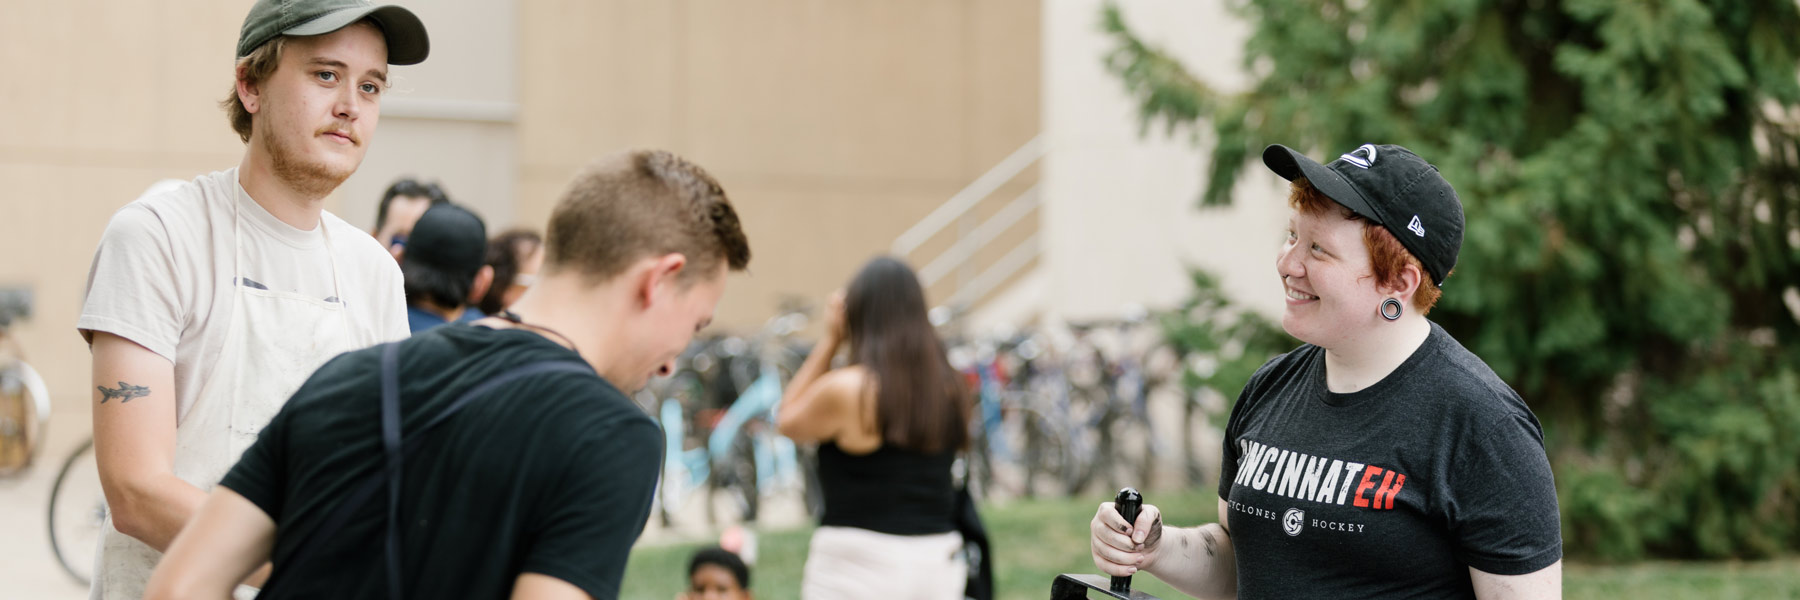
[1288,179,1445,315]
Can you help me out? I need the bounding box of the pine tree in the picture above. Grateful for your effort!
[1106,0,1800,559]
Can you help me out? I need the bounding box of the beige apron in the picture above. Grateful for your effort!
[92,188,368,600]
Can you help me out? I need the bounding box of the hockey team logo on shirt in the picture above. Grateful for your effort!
[1283,508,1305,536]
[1232,439,1408,510]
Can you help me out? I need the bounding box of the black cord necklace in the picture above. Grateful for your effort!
[495,309,581,357]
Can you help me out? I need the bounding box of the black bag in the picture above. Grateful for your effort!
[954,485,993,600]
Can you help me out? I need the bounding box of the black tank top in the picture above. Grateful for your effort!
[816,441,956,535]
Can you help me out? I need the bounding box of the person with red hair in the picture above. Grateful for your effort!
[1088,143,1563,599]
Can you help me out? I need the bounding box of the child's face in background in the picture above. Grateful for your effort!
[683,564,750,600]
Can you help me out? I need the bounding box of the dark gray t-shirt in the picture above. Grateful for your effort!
[1218,322,1561,599]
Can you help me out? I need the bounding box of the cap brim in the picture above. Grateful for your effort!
[284,5,430,65]
[1261,144,1383,225]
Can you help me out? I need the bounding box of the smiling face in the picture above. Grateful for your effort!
[1276,203,1390,350]
[244,22,388,198]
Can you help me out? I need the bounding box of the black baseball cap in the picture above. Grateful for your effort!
[1262,143,1464,286]
[237,0,430,66]
[402,204,487,280]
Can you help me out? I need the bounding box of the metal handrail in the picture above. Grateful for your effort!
[917,185,1040,287]
[890,134,1045,257]
[945,233,1040,309]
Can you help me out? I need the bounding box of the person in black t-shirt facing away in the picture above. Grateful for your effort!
[1088,144,1562,599]
[777,257,973,599]
[144,149,753,600]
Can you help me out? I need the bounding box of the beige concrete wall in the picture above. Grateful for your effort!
[515,0,1042,330]
[1041,0,1289,323]
[336,0,522,232]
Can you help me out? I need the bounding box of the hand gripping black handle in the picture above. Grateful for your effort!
[1111,487,1143,593]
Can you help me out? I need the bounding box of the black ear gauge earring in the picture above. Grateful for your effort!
[1380,298,1403,321]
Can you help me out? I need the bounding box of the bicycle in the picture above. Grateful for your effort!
[654,305,820,528]
[48,436,104,586]
[1093,313,1181,492]
[1,287,103,586]
[1033,321,1119,496]
[956,333,1068,501]
[0,286,51,477]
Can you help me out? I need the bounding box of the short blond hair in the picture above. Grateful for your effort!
[219,37,288,144]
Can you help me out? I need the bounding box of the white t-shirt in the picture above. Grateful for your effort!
[78,168,410,423]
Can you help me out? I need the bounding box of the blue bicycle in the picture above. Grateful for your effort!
[654,308,820,527]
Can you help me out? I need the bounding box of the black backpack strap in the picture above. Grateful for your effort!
[380,343,405,600]
[272,343,593,596]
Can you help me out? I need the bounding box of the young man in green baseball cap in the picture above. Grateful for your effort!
[78,1,427,598]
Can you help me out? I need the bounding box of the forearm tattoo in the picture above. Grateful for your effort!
[97,381,150,404]
[1201,528,1217,558]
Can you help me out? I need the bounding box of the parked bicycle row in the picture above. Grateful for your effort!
[637,301,823,529]
[941,313,1207,502]
[638,298,1238,530]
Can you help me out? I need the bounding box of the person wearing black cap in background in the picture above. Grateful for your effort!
[1088,143,1562,599]
[372,178,451,254]
[75,0,427,597]
[400,203,494,332]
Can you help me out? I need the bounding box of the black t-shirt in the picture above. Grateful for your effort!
[220,324,663,600]
[1217,322,1561,599]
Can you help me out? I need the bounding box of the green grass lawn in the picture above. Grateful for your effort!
[622,486,1800,599]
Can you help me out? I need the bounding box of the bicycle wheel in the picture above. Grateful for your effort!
[708,433,758,526]
[48,437,106,586]
[1060,385,1113,496]
[1109,405,1156,493]
[1019,408,1069,498]
[966,424,996,501]
[0,359,51,476]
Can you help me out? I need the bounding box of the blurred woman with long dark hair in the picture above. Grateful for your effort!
[778,256,971,600]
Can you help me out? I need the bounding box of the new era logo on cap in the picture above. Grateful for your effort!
[1339,144,1378,169]
[1407,215,1425,238]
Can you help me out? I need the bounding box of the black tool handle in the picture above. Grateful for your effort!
[1111,487,1143,593]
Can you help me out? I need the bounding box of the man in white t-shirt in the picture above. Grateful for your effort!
[76,1,428,598]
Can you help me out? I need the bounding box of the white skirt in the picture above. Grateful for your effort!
[801,526,968,600]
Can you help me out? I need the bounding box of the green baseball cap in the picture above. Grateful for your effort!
[237,0,430,66]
